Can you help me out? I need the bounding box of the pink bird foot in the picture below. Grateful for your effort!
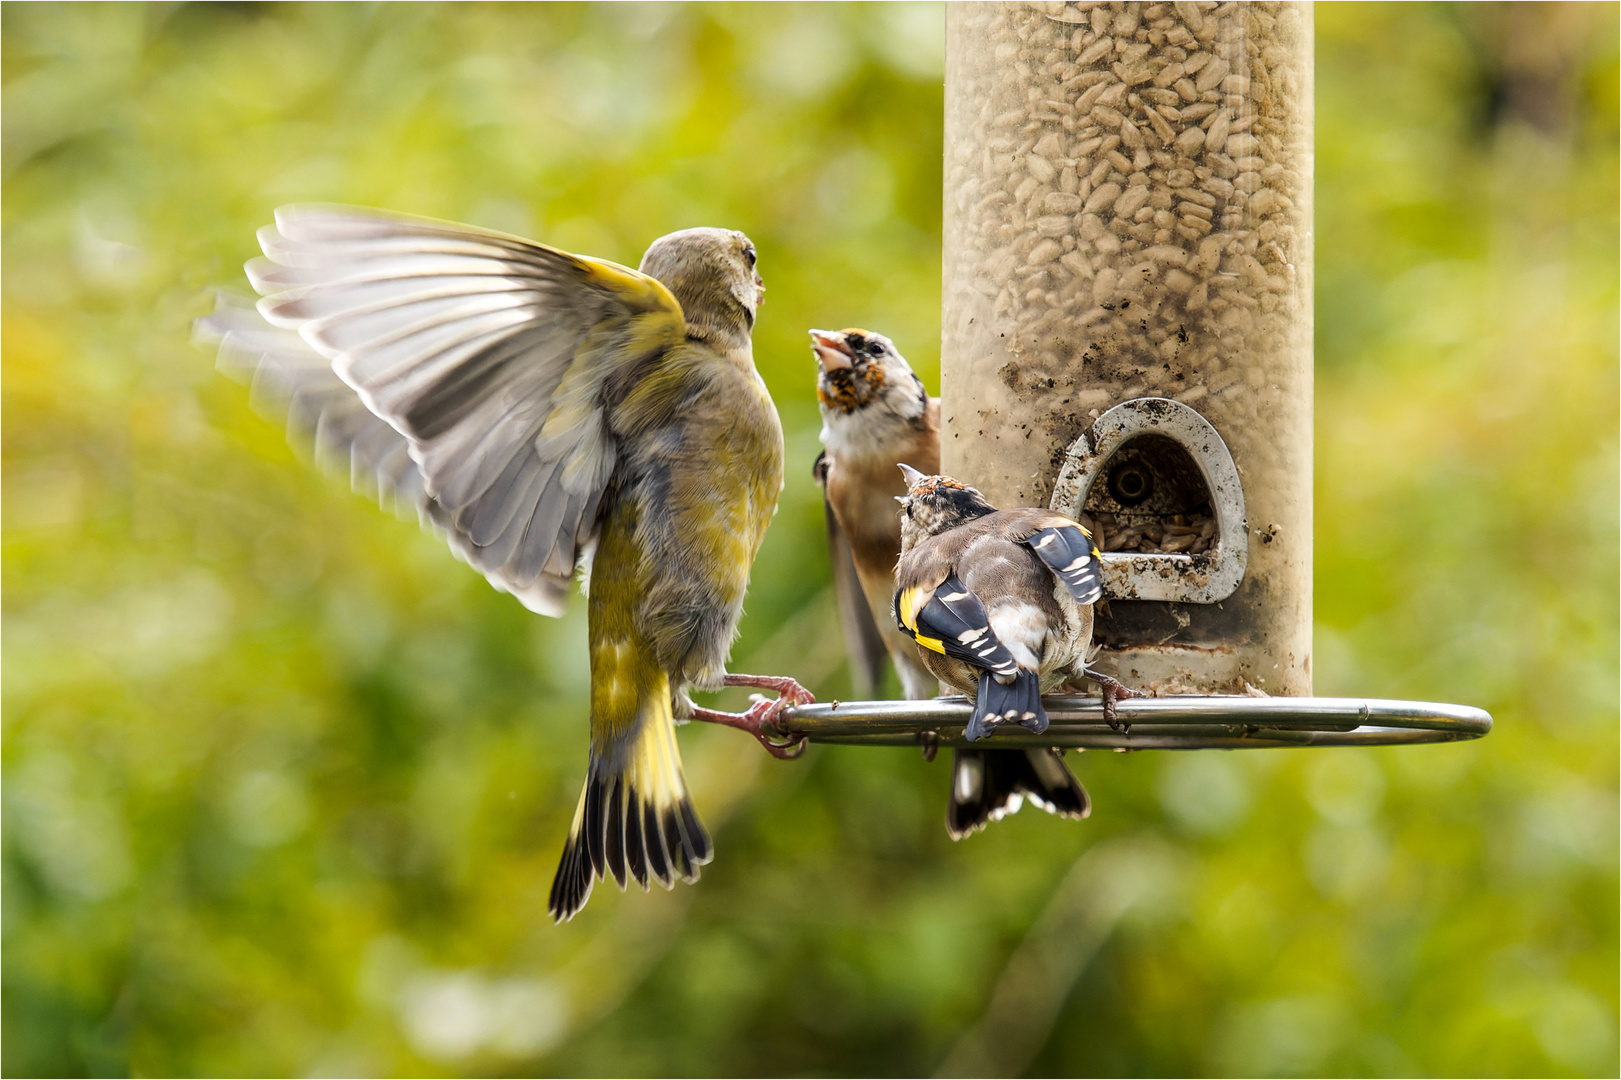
[688,674,815,759]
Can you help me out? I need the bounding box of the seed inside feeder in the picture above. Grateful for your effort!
[941,0,1314,695]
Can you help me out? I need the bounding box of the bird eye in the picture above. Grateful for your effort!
[743,246,757,268]
[867,341,884,357]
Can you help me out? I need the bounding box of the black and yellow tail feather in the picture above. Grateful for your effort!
[548,682,712,922]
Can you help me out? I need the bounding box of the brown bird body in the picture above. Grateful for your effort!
[812,327,940,699]
[811,330,1090,837]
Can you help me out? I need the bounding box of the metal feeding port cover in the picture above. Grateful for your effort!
[1049,397,1247,604]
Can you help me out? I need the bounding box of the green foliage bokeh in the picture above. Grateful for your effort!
[3,3,1616,1076]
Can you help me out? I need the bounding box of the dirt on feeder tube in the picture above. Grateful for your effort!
[941,0,1313,696]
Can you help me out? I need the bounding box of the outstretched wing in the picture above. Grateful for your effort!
[236,204,688,615]
[894,573,1021,681]
[815,453,889,697]
[201,294,428,522]
[1025,524,1103,605]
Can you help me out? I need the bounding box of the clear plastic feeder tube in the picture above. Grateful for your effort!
[941,1,1313,694]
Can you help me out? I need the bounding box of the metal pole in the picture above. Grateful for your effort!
[774,696,1491,750]
[941,1,1314,695]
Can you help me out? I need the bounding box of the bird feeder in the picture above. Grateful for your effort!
[776,0,1488,751]
[941,0,1312,696]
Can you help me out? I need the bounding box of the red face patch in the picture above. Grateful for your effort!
[815,330,886,413]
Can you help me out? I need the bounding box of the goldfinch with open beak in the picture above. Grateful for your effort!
[200,205,811,922]
[811,330,1091,837]
[810,328,939,699]
[894,470,1125,788]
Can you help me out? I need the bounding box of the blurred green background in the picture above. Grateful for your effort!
[3,2,1616,1076]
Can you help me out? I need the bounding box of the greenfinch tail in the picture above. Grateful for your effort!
[547,669,711,918]
[549,496,714,920]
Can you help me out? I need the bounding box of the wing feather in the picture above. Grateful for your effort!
[198,294,425,524]
[221,204,688,615]
[464,450,554,549]
[896,573,1022,680]
[1025,525,1103,605]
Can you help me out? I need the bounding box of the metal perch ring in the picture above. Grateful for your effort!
[769,697,1492,751]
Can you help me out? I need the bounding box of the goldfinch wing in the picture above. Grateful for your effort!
[816,453,889,696]
[242,204,687,616]
[1026,524,1103,605]
[895,573,1021,680]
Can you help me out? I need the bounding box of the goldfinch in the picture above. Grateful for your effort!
[894,467,1132,752]
[810,328,940,699]
[203,205,811,923]
[811,330,1091,838]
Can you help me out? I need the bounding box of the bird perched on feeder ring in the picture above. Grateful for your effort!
[203,205,812,923]
[893,468,1138,747]
[810,328,1092,837]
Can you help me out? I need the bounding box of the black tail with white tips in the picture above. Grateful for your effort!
[966,668,1048,741]
[947,748,1090,839]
